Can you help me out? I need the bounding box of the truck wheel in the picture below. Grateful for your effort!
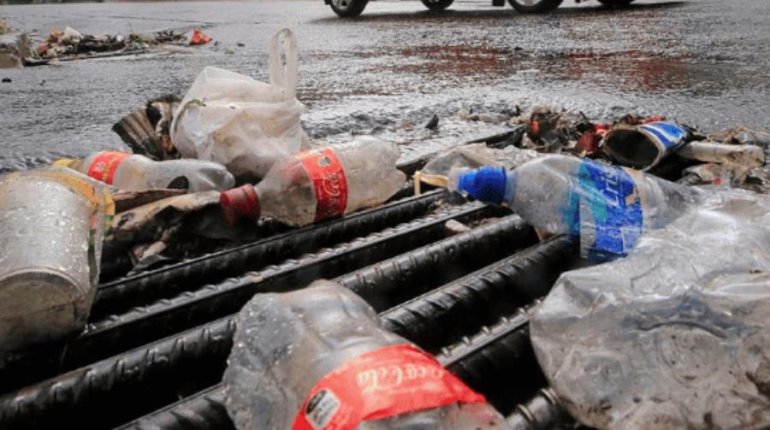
[421,0,454,12]
[508,0,564,13]
[597,0,635,6]
[330,0,368,17]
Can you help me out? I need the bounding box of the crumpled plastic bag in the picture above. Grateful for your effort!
[171,28,310,179]
[531,189,770,430]
[422,143,538,176]
[415,143,538,192]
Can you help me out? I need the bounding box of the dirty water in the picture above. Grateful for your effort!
[0,0,768,172]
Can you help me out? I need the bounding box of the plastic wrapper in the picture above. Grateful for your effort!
[531,189,770,430]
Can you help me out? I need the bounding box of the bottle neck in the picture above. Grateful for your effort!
[220,184,261,224]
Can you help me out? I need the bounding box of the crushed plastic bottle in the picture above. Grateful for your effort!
[55,151,235,192]
[530,189,770,430]
[450,155,702,259]
[224,280,510,430]
[0,168,113,357]
[220,137,406,227]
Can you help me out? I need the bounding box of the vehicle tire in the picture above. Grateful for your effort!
[508,0,564,13]
[329,0,368,17]
[597,0,635,6]
[421,0,454,12]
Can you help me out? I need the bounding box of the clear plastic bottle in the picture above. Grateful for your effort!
[224,280,509,430]
[57,151,235,192]
[450,154,703,258]
[220,137,406,226]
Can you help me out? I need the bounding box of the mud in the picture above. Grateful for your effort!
[0,0,768,172]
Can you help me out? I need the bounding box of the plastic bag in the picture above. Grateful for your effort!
[531,189,770,430]
[171,28,310,178]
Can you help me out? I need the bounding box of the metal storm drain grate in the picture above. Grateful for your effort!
[0,186,583,430]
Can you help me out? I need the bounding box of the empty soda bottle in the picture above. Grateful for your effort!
[224,280,509,430]
[220,137,406,226]
[450,154,702,259]
[55,151,235,192]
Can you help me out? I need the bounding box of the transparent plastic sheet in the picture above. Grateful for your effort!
[422,144,538,177]
[417,143,537,193]
[531,189,770,430]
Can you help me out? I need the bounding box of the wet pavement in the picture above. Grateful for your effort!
[0,0,768,172]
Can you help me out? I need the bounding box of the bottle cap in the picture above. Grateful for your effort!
[220,185,260,225]
[457,166,507,205]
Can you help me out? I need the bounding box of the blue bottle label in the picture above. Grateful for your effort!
[639,121,688,150]
[562,161,644,259]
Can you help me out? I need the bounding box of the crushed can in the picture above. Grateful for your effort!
[603,121,690,170]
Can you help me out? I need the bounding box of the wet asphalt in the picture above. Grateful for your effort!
[0,0,768,171]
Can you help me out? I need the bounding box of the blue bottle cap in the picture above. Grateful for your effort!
[457,166,507,205]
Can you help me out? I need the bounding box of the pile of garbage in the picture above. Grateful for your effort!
[2,27,770,430]
[33,26,211,61]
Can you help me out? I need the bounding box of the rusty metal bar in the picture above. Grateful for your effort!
[93,190,446,319]
[506,388,574,430]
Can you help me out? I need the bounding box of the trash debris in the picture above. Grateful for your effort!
[422,143,538,176]
[603,121,691,170]
[36,26,127,59]
[1,77,9,83]
[444,219,472,236]
[172,28,310,179]
[676,140,764,182]
[707,125,770,148]
[224,280,509,430]
[423,113,440,130]
[413,143,538,194]
[54,150,234,192]
[573,122,609,157]
[0,168,113,356]
[189,29,212,46]
[106,190,220,263]
[32,26,204,62]
[524,106,581,152]
[680,163,734,186]
[531,188,770,430]
[220,136,406,226]
[111,188,187,213]
[0,32,29,69]
[450,155,703,259]
[0,17,11,36]
[112,94,181,160]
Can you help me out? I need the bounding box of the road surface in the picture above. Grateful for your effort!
[1,0,768,171]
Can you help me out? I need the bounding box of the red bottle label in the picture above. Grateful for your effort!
[298,148,348,222]
[291,344,486,430]
[87,152,130,185]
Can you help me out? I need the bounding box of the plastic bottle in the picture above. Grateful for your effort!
[220,137,406,226]
[450,154,702,258]
[0,168,112,356]
[56,151,235,192]
[224,280,509,430]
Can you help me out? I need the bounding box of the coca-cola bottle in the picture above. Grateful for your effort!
[56,151,235,192]
[224,280,509,430]
[220,137,406,226]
